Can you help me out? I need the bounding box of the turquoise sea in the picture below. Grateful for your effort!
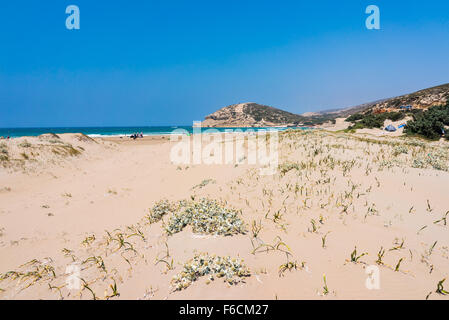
[0,126,308,138]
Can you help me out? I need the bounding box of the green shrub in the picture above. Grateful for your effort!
[404,104,449,140]
[346,111,406,130]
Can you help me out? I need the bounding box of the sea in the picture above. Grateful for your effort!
[0,126,309,138]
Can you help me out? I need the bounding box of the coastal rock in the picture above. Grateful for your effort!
[202,103,304,127]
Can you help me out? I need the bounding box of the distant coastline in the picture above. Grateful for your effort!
[0,126,310,138]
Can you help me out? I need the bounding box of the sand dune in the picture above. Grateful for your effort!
[0,130,448,300]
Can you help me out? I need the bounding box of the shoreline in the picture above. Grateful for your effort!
[0,126,310,139]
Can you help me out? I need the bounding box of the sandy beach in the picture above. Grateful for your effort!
[0,129,448,300]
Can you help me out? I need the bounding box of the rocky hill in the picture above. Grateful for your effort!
[202,83,449,127]
[202,103,305,127]
[345,83,449,115]
[370,83,449,112]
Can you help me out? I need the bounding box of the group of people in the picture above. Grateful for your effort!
[130,132,144,140]
[0,136,10,140]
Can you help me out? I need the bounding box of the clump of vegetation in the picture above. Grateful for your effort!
[52,144,82,157]
[404,104,449,140]
[192,179,216,189]
[171,253,250,291]
[349,246,368,263]
[278,162,300,175]
[0,143,9,161]
[18,141,32,148]
[412,151,448,171]
[146,200,177,223]
[243,103,305,124]
[0,259,56,290]
[164,198,246,236]
[346,111,407,130]
[393,145,408,156]
[278,261,300,277]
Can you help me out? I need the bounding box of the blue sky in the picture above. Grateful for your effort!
[1,0,449,127]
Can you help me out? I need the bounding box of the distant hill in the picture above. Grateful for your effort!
[202,83,449,127]
[202,103,305,127]
[360,83,449,113]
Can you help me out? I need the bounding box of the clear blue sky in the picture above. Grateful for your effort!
[1,0,449,127]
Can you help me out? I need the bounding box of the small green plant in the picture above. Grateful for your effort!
[309,219,318,233]
[434,211,448,226]
[389,239,405,251]
[436,279,449,295]
[278,261,299,277]
[105,279,120,299]
[126,225,145,240]
[251,220,262,238]
[376,247,386,265]
[417,225,427,234]
[321,232,330,249]
[273,210,283,222]
[428,241,438,256]
[251,236,291,258]
[155,257,174,273]
[395,258,404,272]
[81,235,96,246]
[81,279,97,300]
[192,179,216,189]
[350,246,368,263]
[83,256,106,273]
[426,200,433,213]
[322,274,329,295]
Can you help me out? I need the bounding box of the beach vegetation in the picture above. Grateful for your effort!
[345,111,407,130]
[321,232,330,248]
[147,199,177,224]
[436,279,449,295]
[192,179,216,189]
[105,279,120,299]
[376,247,386,265]
[278,261,300,277]
[19,141,32,148]
[171,253,250,291]
[434,211,448,226]
[394,258,404,272]
[404,104,449,140]
[0,144,8,162]
[322,274,329,295]
[164,198,246,236]
[350,246,368,263]
[251,220,263,238]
